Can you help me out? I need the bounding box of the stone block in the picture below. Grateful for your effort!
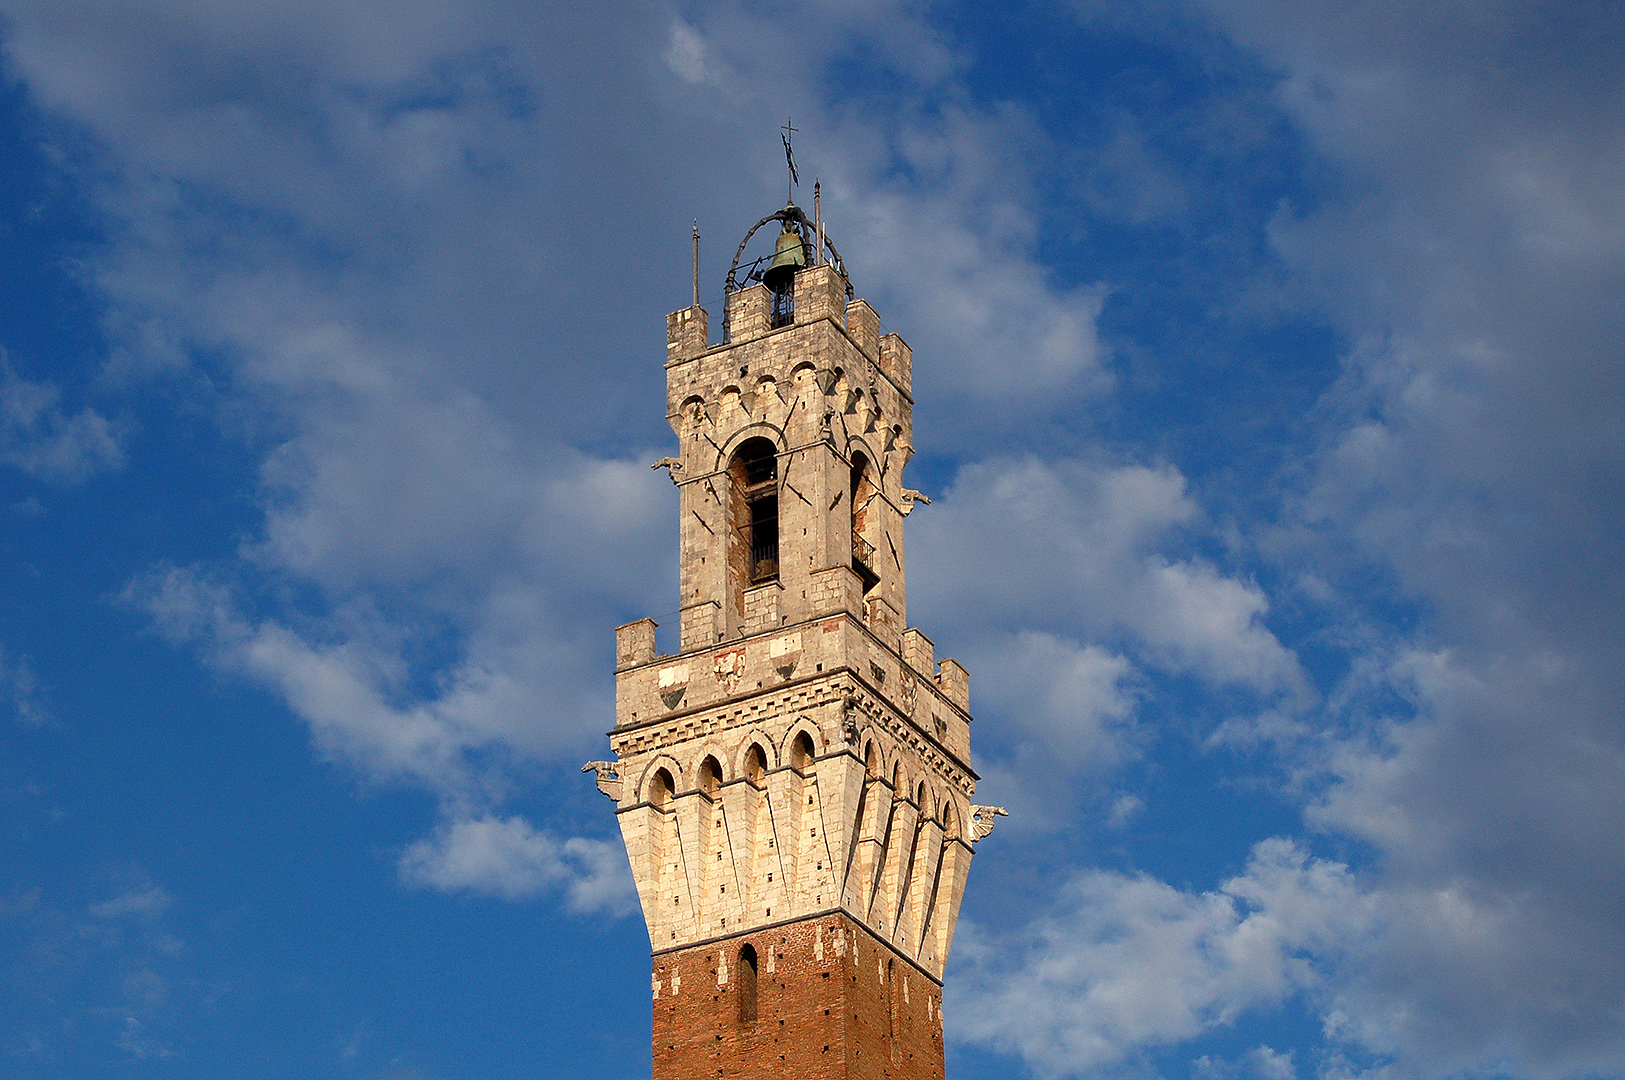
[846,298,879,359]
[667,305,709,362]
[935,658,969,712]
[726,284,770,342]
[794,264,847,326]
[901,628,934,676]
[879,332,912,397]
[617,618,659,670]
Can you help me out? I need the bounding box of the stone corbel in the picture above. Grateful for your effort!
[582,760,623,801]
[969,805,1008,842]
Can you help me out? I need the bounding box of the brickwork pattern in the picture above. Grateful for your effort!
[653,914,944,1080]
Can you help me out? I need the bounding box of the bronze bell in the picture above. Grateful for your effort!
[760,226,807,293]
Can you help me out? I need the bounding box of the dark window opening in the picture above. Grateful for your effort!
[750,496,779,583]
[738,944,759,1022]
[851,455,879,595]
[742,446,776,486]
[730,438,780,590]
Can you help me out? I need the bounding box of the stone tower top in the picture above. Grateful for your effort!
[592,195,1000,1080]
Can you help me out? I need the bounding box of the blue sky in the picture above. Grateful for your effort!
[1,2,1622,1078]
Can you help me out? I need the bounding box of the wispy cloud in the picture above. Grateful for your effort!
[400,815,634,913]
[0,356,122,483]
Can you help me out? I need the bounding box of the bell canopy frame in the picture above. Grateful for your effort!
[724,203,853,299]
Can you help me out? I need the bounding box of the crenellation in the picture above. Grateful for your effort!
[667,304,709,362]
[878,332,912,399]
[794,264,847,325]
[725,283,771,342]
[845,299,880,359]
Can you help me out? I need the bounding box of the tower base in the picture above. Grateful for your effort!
[651,912,946,1080]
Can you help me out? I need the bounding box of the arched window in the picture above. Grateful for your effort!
[728,438,779,602]
[864,741,880,779]
[699,756,723,799]
[649,768,674,810]
[744,744,768,786]
[738,943,759,1022]
[850,452,880,594]
[791,731,816,774]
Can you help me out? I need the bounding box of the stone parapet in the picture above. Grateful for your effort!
[725,283,770,342]
[879,332,912,398]
[617,618,658,671]
[794,263,847,326]
[846,299,879,360]
[614,614,970,758]
[667,305,709,362]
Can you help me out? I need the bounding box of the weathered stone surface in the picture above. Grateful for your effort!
[599,258,984,1080]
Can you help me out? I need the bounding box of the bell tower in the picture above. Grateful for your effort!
[588,194,1002,1080]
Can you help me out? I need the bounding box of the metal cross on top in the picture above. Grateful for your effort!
[781,117,800,204]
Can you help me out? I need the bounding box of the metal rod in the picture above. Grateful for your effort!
[814,181,822,267]
[692,221,700,308]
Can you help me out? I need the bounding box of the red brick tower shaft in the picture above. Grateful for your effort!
[654,915,942,1080]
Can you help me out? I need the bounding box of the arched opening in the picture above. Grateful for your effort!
[738,943,759,1022]
[649,768,674,810]
[727,437,779,609]
[864,741,880,779]
[850,452,880,594]
[916,781,928,809]
[791,731,816,774]
[744,744,768,786]
[944,802,959,840]
[890,761,903,798]
[699,756,723,799]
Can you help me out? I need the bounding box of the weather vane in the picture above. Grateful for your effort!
[781,117,799,205]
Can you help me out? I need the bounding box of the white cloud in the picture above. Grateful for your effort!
[664,20,720,86]
[970,631,1138,769]
[399,814,634,913]
[951,839,1363,1078]
[123,558,630,792]
[818,108,1113,420]
[1250,1045,1297,1080]
[915,456,1306,698]
[1106,794,1143,829]
[88,886,172,921]
[0,358,122,483]
[0,647,48,727]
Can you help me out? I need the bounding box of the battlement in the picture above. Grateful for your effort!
[613,611,972,763]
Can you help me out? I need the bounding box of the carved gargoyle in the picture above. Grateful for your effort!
[581,760,623,801]
[900,488,931,516]
[840,691,861,744]
[969,805,1008,843]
